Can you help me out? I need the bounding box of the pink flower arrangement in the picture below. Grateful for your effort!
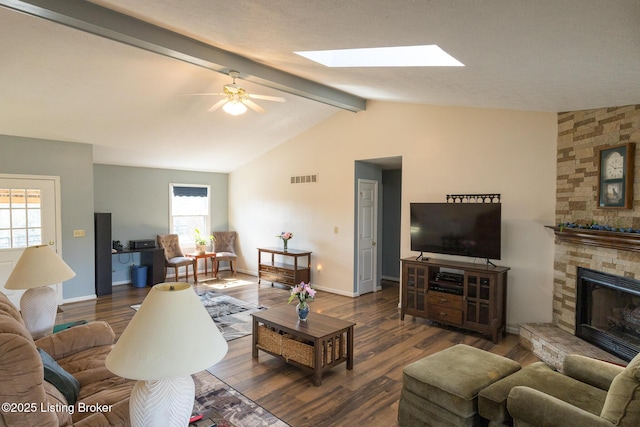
[277,231,294,241]
[288,282,316,304]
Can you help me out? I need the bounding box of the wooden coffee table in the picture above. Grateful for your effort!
[252,305,355,386]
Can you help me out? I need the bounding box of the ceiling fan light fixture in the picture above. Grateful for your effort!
[222,99,247,115]
[189,70,283,114]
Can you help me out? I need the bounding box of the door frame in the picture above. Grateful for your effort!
[0,173,63,302]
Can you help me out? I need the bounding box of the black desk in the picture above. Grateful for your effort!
[94,212,166,296]
[119,248,165,286]
[95,247,164,296]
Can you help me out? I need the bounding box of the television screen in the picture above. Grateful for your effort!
[410,203,501,260]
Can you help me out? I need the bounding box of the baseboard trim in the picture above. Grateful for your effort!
[312,284,357,298]
[112,280,130,286]
[62,294,96,304]
[506,324,519,335]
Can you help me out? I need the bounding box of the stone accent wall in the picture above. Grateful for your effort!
[554,104,640,334]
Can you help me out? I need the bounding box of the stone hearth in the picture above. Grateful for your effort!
[520,323,626,371]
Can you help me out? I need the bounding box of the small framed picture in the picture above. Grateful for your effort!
[597,143,635,209]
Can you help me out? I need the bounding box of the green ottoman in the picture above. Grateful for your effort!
[398,344,521,427]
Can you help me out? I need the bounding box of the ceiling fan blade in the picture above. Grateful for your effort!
[181,92,226,96]
[243,99,265,113]
[248,94,285,102]
[207,98,228,112]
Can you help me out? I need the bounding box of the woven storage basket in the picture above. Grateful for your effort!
[282,335,315,367]
[282,334,345,368]
[257,325,284,354]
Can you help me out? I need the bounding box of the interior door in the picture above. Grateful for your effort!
[357,179,378,295]
[0,175,61,308]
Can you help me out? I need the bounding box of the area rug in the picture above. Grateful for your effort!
[131,291,265,341]
[193,370,290,427]
[198,291,266,341]
[209,278,255,289]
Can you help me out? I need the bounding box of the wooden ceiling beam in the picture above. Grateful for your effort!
[0,0,366,112]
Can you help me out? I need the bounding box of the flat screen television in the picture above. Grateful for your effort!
[410,202,501,260]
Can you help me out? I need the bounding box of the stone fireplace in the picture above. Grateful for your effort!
[554,105,640,332]
[520,105,640,369]
[576,267,640,361]
[520,229,638,369]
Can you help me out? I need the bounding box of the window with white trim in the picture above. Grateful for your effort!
[169,184,210,248]
[0,188,43,249]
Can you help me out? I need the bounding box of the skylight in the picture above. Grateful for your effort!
[295,45,464,67]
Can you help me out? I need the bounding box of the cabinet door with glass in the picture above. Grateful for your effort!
[464,273,494,328]
[401,262,428,320]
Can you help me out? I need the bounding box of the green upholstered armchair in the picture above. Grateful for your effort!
[506,352,640,427]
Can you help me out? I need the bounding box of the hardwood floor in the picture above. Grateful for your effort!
[55,273,539,427]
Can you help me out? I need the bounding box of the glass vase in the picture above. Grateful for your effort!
[296,301,310,321]
[283,239,288,252]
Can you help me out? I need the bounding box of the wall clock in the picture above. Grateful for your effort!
[597,142,635,209]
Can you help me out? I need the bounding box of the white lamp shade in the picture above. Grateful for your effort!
[4,245,76,290]
[106,282,228,380]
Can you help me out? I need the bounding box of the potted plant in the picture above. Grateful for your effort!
[194,229,215,254]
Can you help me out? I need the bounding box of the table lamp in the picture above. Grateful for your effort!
[105,282,228,427]
[3,244,76,339]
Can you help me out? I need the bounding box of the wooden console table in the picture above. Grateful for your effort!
[257,247,311,287]
[252,306,355,386]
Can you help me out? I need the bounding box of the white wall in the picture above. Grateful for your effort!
[229,101,558,330]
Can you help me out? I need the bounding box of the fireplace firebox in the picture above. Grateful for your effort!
[576,267,640,362]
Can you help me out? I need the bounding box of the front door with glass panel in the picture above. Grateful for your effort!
[0,176,60,308]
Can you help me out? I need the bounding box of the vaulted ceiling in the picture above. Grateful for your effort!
[1,0,639,172]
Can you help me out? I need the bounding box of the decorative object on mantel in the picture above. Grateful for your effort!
[546,224,640,253]
[597,142,635,209]
[194,228,215,254]
[288,281,316,321]
[277,231,294,252]
[446,193,500,203]
[557,221,640,233]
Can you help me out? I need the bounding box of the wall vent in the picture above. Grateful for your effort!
[290,174,318,184]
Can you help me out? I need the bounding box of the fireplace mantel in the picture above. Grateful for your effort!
[546,226,640,253]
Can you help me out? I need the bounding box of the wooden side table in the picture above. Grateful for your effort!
[186,251,217,281]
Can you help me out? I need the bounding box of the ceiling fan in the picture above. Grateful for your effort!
[188,71,285,115]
